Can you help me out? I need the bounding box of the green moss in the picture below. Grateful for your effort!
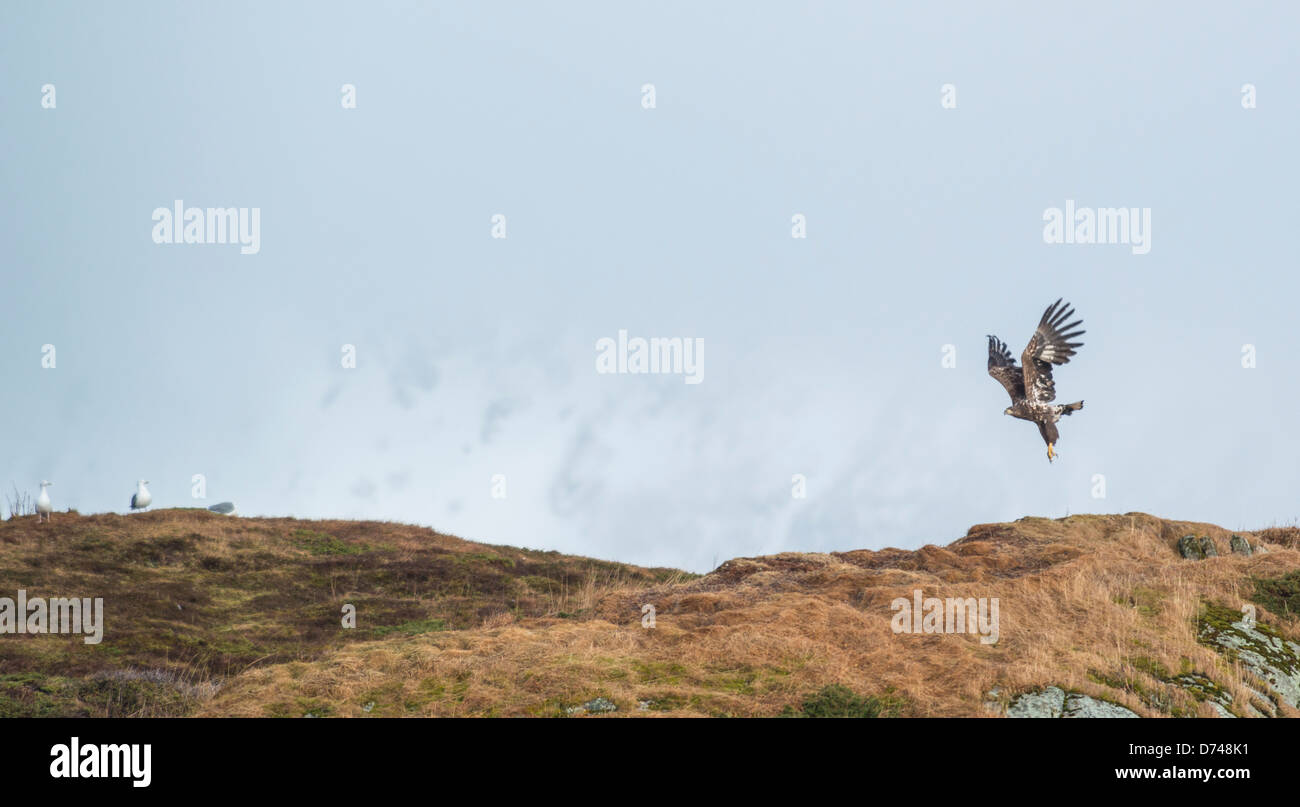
[521,575,561,593]
[263,701,295,718]
[1088,656,1234,716]
[1087,669,1127,690]
[782,684,903,718]
[708,670,759,695]
[295,698,335,718]
[1251,570,1300,619]
[1130,656,1171,680]
[525,697,573,717]
[417,677,446,700]
[353,682,408,716]
[397,678,451,714]
[632,660,688,685]
[1169,672,1232,707]
[1198,601,1298,678]
[74,676,195,717]
[371,618,446,637]
[449,671,471,702]
[0,674,83,718]
[1116,585,1165,616]
[290,530,367,556]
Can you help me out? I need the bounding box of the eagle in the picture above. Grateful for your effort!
[987,299,1085,462]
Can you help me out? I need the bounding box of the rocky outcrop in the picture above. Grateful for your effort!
[1230,535,1253,556]
[1062,694,1140,718]
[999,604,1300,719]
[1177,534,1219,560]
[998,686,1139,718]
[1199,603,1300,711]
[1166,671,1236,716]
[1003,686,1065,718]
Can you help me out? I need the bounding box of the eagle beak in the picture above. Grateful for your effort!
[1047,443,1055,462]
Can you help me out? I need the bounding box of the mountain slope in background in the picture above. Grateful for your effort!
[1,510,1297,717]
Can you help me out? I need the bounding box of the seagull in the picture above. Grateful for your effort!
[207,502,238,516]
[130,480,152,511]
[36,481,53,523]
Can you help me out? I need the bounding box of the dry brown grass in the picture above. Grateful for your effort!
[186,512,1300,718]
[0,508,683,716]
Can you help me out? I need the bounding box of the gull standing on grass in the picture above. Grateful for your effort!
[36,481,53,523]
[130,480,152,512]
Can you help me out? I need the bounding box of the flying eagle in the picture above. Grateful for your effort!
[987,299,1085,462]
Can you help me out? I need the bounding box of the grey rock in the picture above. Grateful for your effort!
[1062,693,1140,718]
[1177,535,1204,560]
[568,697,618,715]
[1230,535,1253,556]
[1168,672,1235,715]
[1199,536,1218,558]
[1209,702,1236,718]
[1200,613,1300,709]
[1002,687,1139,718]
[1005,686,1065,718]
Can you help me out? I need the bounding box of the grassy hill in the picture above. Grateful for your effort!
[1,509,1298,717]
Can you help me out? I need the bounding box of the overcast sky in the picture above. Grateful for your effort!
[2,2,1297,572]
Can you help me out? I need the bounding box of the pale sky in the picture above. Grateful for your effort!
[2,2,1298,572]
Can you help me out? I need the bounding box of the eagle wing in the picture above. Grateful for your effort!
[1020,298,1085,405]
[986,335,1025,403]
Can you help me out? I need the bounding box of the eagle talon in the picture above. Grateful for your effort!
[1047,443,1055,462]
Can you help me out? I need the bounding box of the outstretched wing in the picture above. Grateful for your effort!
[986,335,1025,403]
[1021,298,1085,404]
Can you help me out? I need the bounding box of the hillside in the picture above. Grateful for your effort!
[1,510,1298,717]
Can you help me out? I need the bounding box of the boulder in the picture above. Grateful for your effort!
[1002,687,1139,718]
[1005,686,1065,718]
[1199,604,1300,710]
[1061,693,1140,718]
[1177,535,1204,560]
